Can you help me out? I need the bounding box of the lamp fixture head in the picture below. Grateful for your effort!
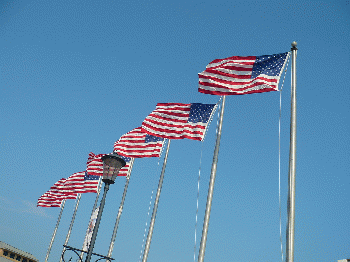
[101,153,126,184]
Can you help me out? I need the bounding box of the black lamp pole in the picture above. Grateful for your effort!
[85,153,126,262]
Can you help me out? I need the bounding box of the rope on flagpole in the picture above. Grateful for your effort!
[139,139,167,262]
[193,97,222,262]
[277,52,290,262]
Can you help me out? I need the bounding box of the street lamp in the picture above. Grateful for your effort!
[85,152,126,262]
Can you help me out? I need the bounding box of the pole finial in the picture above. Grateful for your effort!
[291,41,297,50]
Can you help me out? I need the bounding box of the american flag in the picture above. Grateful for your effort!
[86,153,105,176]
[37,178,77,207]
[64,171,100,194]
[198,52,289,95]
[117,155,132,177]
[86,152,132,177]
[114,127,165,158]
[37,192,62,207]
[47,178,78,200]
[141,103,217,141]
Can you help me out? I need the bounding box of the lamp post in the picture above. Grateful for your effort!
[85,153,126,262]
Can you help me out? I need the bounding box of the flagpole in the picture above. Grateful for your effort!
[106,158,135,259]
[286,41,298,262]
[80,176,103,260]
[198,95,226,262]
[60,194,82,262]
[45,199,66,262]
[142,139,171,262]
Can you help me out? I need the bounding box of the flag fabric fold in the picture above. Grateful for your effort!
[64,171,100,194]
[86,153,105,176]
[141,103,217,141]
[37,178,77,207]
[198,52,289,95]
[37,192,62,207]
[114,127,165,158]
[117,155,132,176]
[47,178,78,200]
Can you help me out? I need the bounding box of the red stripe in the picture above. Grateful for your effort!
[208,56,256,65]
[203,69,252,79]
[151,110,190,119]
[198,87,277,95]
[147,113,188,124]
[144,129,202,141]
[156,103,191,107]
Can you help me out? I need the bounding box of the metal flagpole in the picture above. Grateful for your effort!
[45,199,66,262]
[142,139,171,262]
[198,95,226,262]
[106,158,135,259]
[80,176,103,260]
[286,41,298,262]
[60,194,82,262]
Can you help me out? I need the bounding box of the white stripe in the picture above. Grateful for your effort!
[150,111,189,121]
[206,58,255,68]
[212,67,253,76]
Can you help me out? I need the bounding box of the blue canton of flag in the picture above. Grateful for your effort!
[251,53,288,78]
[117,155,132,177]
[84,172,99,181]
[188,103,216,123]
[145,133,164,143]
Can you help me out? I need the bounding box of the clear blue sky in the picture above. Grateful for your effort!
[0,0,349,261]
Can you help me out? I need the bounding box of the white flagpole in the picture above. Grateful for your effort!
[106,158,135,259]
[45,199,66,262]
[80,176,103,260]
[142,139,171,262]
[198,95,226,262]
[60,193,82,262]
[286,41,298,262]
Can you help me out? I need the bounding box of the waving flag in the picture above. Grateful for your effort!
[141,103,217,141]
[37,192,62,207]
[64,171,100,194]
[198,52,289,95]
[86,153,105,176]
[117,155,132,176]
[114,127,165,158]
[47,178,78,200]
[37,178,77,207]
[87,152,132,177]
